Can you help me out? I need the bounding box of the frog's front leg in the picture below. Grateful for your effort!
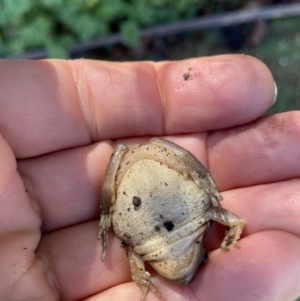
[98,143,128,261]
[129,247,162,301]
[204,207,246,250]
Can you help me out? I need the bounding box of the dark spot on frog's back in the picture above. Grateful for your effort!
[132,196,141,210]
[163,221,174,232]
[155,225,160,232]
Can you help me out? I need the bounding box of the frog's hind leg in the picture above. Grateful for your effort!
[204,207,246,251]
[128,247,162,301]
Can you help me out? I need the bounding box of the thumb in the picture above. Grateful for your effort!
[0,133,53,300]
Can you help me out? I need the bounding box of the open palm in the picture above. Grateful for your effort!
[0,56,299,301]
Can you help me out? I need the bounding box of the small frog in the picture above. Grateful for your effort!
[98,138,245,301]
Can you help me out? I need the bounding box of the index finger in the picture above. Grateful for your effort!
[0,56,275,158]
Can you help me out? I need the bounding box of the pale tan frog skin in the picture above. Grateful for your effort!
[98,138,246,301]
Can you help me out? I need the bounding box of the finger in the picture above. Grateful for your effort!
[18,142,112,232]
[82,282,144,301]
[0,134,53,300]
[0,56,275,158]
[204,178,300,251]
[207,111,300,190]
[189,231,300,301]
[0,60,89,158]
[224,179,300,237]
[95,232,300,301]
[157,55,275,134]
[37,221,131,301]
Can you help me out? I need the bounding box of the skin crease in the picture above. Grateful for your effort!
[0,56,299,301]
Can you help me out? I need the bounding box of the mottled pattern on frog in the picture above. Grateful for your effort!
[99,138,246,301]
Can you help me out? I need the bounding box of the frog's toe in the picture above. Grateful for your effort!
[135,272,162,301]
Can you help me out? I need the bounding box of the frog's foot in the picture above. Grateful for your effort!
[133,271,162,301]
[98,213,112,261]
[221,218,246,251]
[129,248,162,301]
[204,207,246,251]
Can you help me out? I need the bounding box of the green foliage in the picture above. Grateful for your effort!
[0,0,241,58]
[121,20,139,47]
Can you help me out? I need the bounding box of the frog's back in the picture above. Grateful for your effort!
[112,158,211,248]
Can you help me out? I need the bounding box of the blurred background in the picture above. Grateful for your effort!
[0,0,300,114]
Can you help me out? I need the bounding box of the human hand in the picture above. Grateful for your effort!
[0,56,299,301]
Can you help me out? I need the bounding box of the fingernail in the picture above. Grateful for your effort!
[271,81,277,106]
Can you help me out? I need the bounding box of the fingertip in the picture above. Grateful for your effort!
[244,55,276,109]
[272,81,278,106]
[157,55,276,133]
[193,231,300,301]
